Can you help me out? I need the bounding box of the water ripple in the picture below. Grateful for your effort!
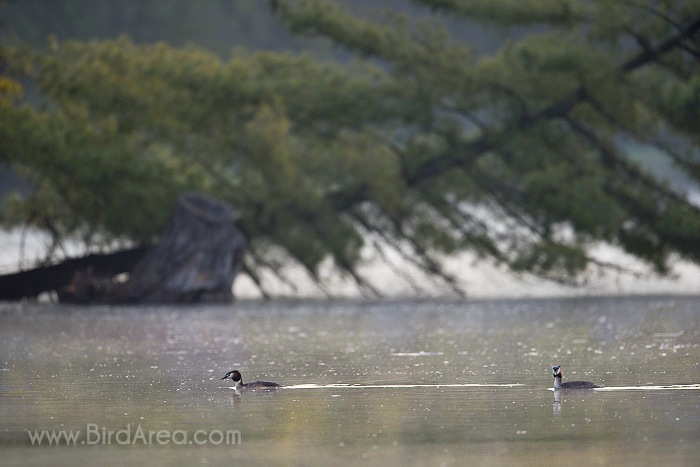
[283,383,523,389]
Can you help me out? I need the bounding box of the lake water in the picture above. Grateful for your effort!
[1,296,698,466]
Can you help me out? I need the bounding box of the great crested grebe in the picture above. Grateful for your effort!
[220,370,281,392]
[552,365,599,390]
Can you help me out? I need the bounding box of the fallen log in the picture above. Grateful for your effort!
[0,247,148,301]
[0,193,246,303]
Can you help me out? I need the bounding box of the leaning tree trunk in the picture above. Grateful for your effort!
[108,193,246,303]
[0,247,147,301]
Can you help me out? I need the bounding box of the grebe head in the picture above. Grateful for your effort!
[552,365,562,377]
[221,370,243,384]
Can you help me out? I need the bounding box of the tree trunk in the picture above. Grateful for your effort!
[108,192,246,303]
[0,193,246,303]
[0,247,147,301]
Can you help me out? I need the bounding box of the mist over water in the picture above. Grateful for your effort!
[1,296,698,465]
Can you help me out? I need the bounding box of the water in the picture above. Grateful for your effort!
[0,296,698,466]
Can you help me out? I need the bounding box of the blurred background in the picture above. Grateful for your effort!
[1,0,699,299]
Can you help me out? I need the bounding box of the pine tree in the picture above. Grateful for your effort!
[1,0,699,296]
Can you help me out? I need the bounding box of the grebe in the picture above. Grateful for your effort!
[220,370,281,392]
[552,365,599,390]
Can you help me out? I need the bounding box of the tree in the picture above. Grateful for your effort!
[1,0,699,297]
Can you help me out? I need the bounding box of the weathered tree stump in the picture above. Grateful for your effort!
[0,193,246,303]
[109,193,246,303]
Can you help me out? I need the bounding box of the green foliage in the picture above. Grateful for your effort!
[277,0,700,285]
[2,0,700,295]
[0,36,406,288]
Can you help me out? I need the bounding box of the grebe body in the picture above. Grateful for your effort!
[220,370,281,392]
[552,365,599,390]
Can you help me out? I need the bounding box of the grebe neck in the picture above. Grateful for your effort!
[553,375,563,390]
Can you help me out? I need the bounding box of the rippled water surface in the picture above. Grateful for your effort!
[1,296,698,465]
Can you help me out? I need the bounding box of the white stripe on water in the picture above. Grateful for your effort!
[282,383,523,389]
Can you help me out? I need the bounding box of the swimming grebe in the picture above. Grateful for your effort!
[552,365,599,389]
[220,370,281,392]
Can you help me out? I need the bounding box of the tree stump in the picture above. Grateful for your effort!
[110,193,246,303]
